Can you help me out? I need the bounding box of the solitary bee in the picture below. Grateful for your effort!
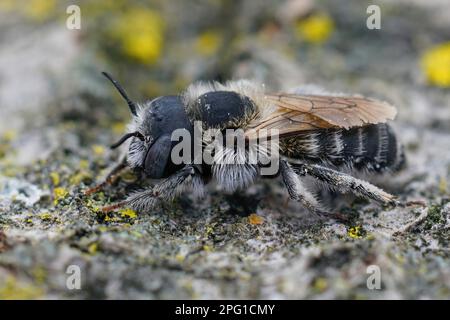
[86,72,405,217]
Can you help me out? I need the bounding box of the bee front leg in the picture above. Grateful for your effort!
[292,162,398,206]
[84,156,128,195]
[101,165,201,213]
[279,160,332,218]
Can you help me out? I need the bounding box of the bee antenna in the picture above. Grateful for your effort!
[101,71,138,116]
[110,131,145,149]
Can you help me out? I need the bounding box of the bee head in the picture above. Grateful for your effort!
[102,72,193,178]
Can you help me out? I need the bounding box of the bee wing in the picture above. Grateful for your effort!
[265,93,397,128]
[245,108,333,140]
[245,93,397,140]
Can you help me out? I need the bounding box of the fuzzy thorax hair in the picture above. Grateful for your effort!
[181,80,275,130]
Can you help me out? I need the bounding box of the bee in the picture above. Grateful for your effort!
[86,72,406,217]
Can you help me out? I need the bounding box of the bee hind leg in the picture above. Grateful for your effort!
[292,162,398,206]
[101,165,201,213]
[279,160,336,219]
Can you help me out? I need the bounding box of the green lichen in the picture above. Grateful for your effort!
[424,204,445,230]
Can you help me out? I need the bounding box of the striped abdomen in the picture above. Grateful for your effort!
[280,123,405,172]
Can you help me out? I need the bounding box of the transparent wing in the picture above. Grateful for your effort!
[245,93,397,140]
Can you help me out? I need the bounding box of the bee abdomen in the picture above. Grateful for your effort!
[281,123,405,172]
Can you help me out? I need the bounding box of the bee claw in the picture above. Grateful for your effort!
[398,199,427,208]
[314,210,349,222]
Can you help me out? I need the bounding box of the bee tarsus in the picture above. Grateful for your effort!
[84,156,128,196]
[289,160,398,206]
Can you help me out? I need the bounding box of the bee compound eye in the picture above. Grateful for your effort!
[144,135,171,178]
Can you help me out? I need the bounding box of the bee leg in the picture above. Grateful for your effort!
[279,160,331,218]
[84,156,128,196]
[294,162,398,206]
[101,165,200,213]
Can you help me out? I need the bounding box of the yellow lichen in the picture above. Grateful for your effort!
[248,213,264,225]
[103,213,117,222]
[175,254,185,262]
[69,171,92,185]
[39,212,53,221]
[0,277,44,300]
[92,145,105,156]
[0,130,16,159]
[49,172,60,186]
[203,245,213,252]
[112,122,126,135]
[23,0,56,22]
[130,230,142,238]
[31,267,47,285]
[0,144,7,159]
[84,199,101,214]
[295,13,334,44]
[119,208,137,219]
[1,129,16,142]
[120,170,137,183]
[88,243,98,255]
[98,226,109,232]
[205,225,214,236]
[421,42,450,87]
[79,159,89,170]
[1,162,24,177]
[312,277,328,292]
[53,187,68,205]
[195,31,222,56]
[111,8,164,64]
[347,226,364,239]
[438,176,447,194]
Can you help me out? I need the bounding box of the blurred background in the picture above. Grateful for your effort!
[1,0,449,134]
[0,0,449,299]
